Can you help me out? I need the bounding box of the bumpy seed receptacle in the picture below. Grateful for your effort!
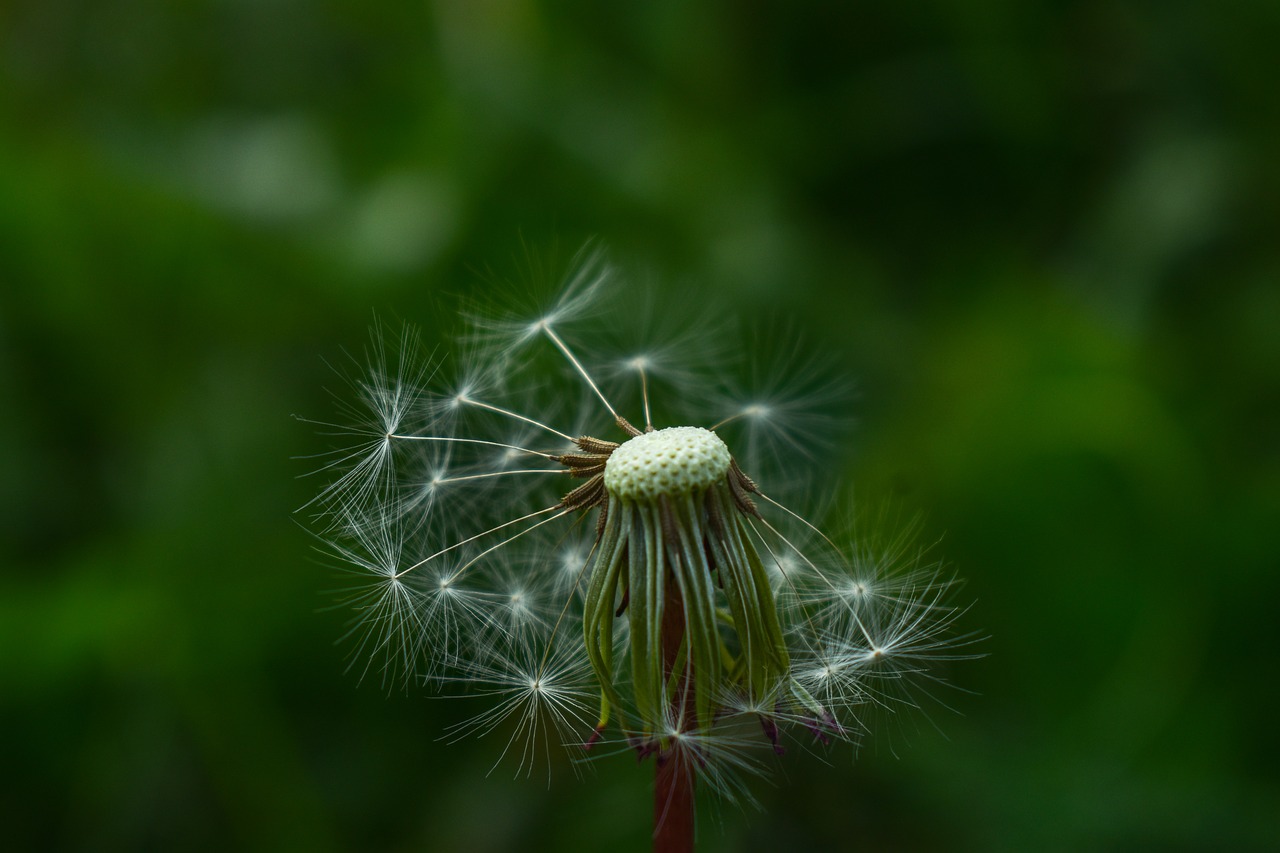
[582,426,800,749]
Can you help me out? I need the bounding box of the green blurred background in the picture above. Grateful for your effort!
[3,1,1278,851]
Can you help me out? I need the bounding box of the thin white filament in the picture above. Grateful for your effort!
[432,469,567,486]
[388,433,558,460]
[750,515,878,651]
[638,362,654,431]
[458,396,576,443]
[755,490,847,560]
[538,535,600,678]
[395,505,562,579]
[442,508,575,585]
[541,323,622,422]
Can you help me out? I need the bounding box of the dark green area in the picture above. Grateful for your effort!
[3,2,1278,851]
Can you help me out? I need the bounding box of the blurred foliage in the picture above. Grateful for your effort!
[2,1,1278,851]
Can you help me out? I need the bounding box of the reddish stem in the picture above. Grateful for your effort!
[654,746,694,853]
[654,568,694,853]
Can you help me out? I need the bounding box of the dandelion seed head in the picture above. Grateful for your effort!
[303,243,975,797]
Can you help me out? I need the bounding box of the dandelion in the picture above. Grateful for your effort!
[301,244,976,851]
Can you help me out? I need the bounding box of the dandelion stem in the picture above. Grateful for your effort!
[654,566,695,853]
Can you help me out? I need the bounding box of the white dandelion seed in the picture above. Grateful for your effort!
[443,632,598,784]
[297,323,437,528]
